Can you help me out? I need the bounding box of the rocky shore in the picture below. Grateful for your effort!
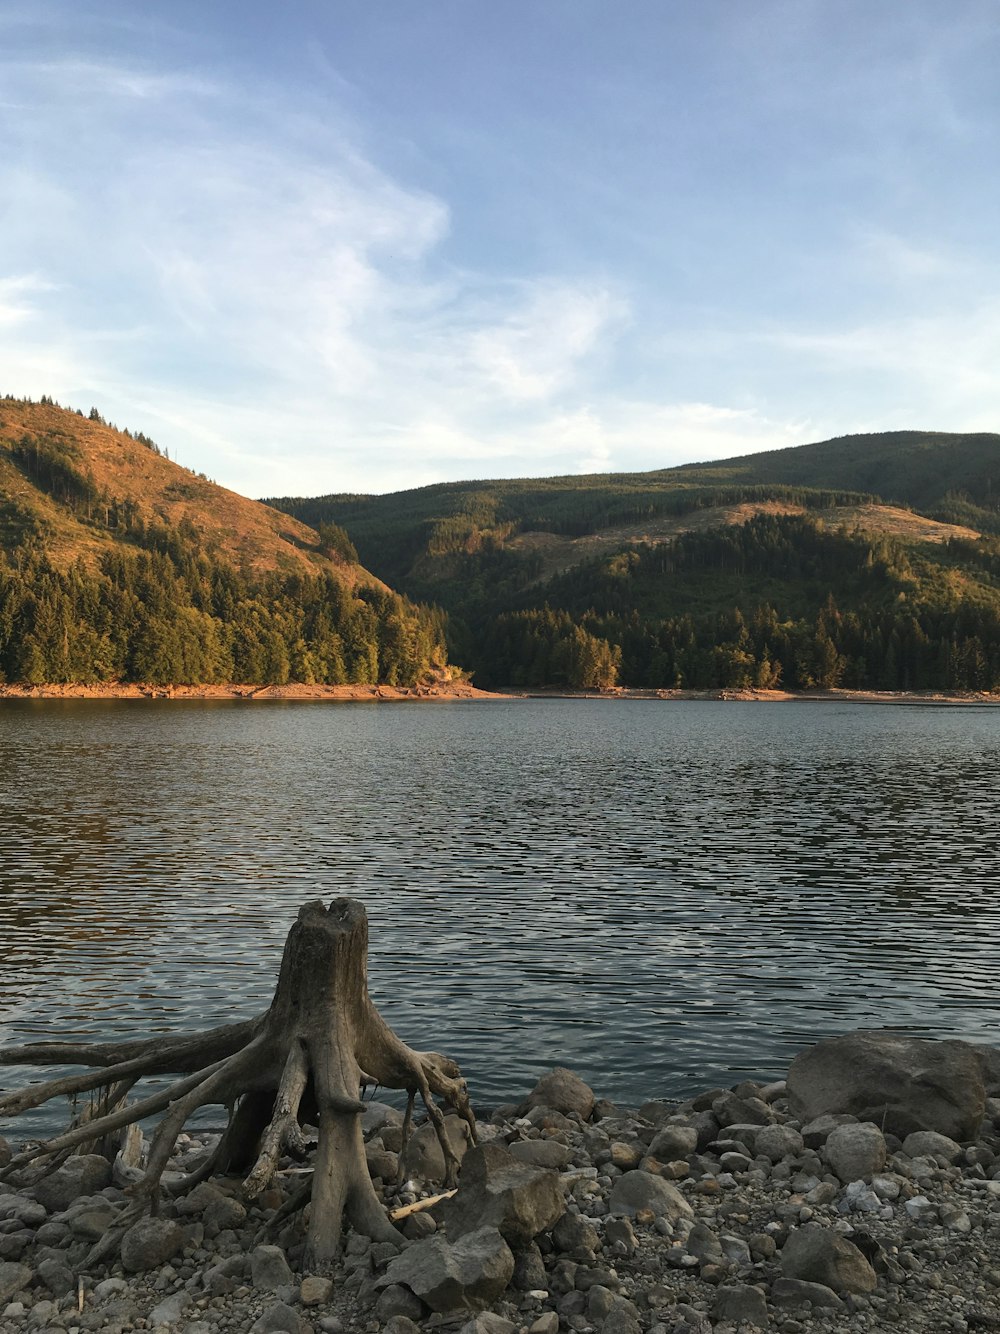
[2,1030,999,1334]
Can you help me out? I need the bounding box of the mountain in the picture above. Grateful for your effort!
[0,397,447,686]
[267,431,1000,692]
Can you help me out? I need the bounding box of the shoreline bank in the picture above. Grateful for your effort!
[0,681,997,705]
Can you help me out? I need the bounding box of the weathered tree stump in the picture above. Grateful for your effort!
[0,898,475,1268]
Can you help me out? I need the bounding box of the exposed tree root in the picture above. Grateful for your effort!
[0,899,476,1265]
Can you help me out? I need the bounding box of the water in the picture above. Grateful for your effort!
[2,697,999,1137]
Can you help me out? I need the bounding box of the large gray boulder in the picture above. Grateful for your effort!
[378,1226,513,1313]
[786,1031,986,1140]
[607,1170,693,1222]
[520,1067,595,1120]
[120,1217,184,1273]
[779,1226,877,1294]
[399,1113,475,1184]
[0,1262,32,1304]
[33,1154,112,1211]
[440,1144,565,1246]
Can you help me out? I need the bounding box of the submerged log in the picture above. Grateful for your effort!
[0,898,475,1268]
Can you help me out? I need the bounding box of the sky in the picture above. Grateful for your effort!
[2,1,999,498]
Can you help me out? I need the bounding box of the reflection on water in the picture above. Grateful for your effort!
[2,697,1000,1136]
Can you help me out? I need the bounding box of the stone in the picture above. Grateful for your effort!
[0,1194,46,1227]
[69,1202,117,1240]
[551,1210,600,1257]
[685,1222,724,1265]
[601,1297,642,1334]
[755,1124,804,1162]
[713,1093,774,1127]
[771,1277,845,1310]
[508,1139,571,1170]
[824,1123,886,1181]
[511,1241,547,1291]
[251,1244,295,1291]
[33,1154,113,1211]
[202,1194,247,1235]
[528,1315,559,1334]
[800,1114,856,1149]
[902,1130,964,1162]
[36,1257,75,1297]
[0,1139,10,1170]
[779,1225,877,1294]
[521,1068,595,1120]
[365,1141,399,1181]
[712,1283,769,1326]
[378,1226,514,1313]
[786,1030,986,1140]
[300,1275,334,1306]
[440,1143,565,1246]
[148,1291,192,1326]
[648,1122,698,1161]
[375,1283,425,1321]
[249,1300,303,1334]
[402,1211,437,1240]
[458,1315,518,1334]
[608,1170,693,1221]
[0,1262,31,1303]
[399,1113,475,1184]
[120,1217,183,1273]
[382,1319,421,1334]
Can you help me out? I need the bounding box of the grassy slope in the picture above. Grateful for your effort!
[0,400,377,585]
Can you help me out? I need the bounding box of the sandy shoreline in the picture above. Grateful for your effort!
[0,681,997,705]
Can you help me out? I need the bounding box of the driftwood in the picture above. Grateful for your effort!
[0,898,475,1267]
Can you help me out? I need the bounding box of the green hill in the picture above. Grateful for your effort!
[267,430,1000,692]
[0,396,448,686]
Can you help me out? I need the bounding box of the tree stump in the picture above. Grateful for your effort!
[0,898,475,1268]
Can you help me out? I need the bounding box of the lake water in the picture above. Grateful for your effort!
[2,698,999,1137]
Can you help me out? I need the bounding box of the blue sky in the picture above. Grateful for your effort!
[2,2,998,496]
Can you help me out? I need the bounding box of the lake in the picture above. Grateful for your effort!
[2,697,999,1136]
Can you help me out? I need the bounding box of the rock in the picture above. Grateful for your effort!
[800,1113,856,1149]
[902,1130,964,1162]
[771,1277,845,1310]
[511,1241,547,1291]
[786,1030,986,1140]
[375,1283,426,1321]
[402,1211,437,1240]
[521,1068,595,1120]
[249,1300,303,1334]
[300,1275,334,1306]
[362,1100,404,1135]
[779,1225,877,1294]
[0,1262,31,1303]
[440,1143,565,1246]
[713,1092,774,1127]
[399,1113,475,1184]
[648,1122,698,1160]
[366,1142,399,1181]
[608,1170,693,1221]
[69,1201,118,1240]
[251,1244,295,1292]
[36,1256,75,1297]
[33,1154,113,1211]
[755,1124,804,1162]
[713,1283,769,1326]
[457,1315,518,1334]
[381,1319,421,1334]
[973,1044,1000,1095]
[378,1225,514,1313]
[601,1297,642,1334]
[148,1291,192,1326]
[528,1315,559,1334]
[0,1140,10,1170]
[203,1194,248,1235]
[508,1139,571,1170]
[685,1222,725,1265]
[824,1123,886,1181]
[551,1210,600,1257]
[120,1217,184,1272]
[0,1194,46,1227]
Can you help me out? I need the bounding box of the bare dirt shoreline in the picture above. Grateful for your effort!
[0,681,997,705]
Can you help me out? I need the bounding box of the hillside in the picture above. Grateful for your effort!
[0,397,367,581]
[268,431,1000,692]
[0,397,448,687]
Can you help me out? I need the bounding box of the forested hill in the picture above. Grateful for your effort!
[268,430,1000,693]
[0,397,448,686]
